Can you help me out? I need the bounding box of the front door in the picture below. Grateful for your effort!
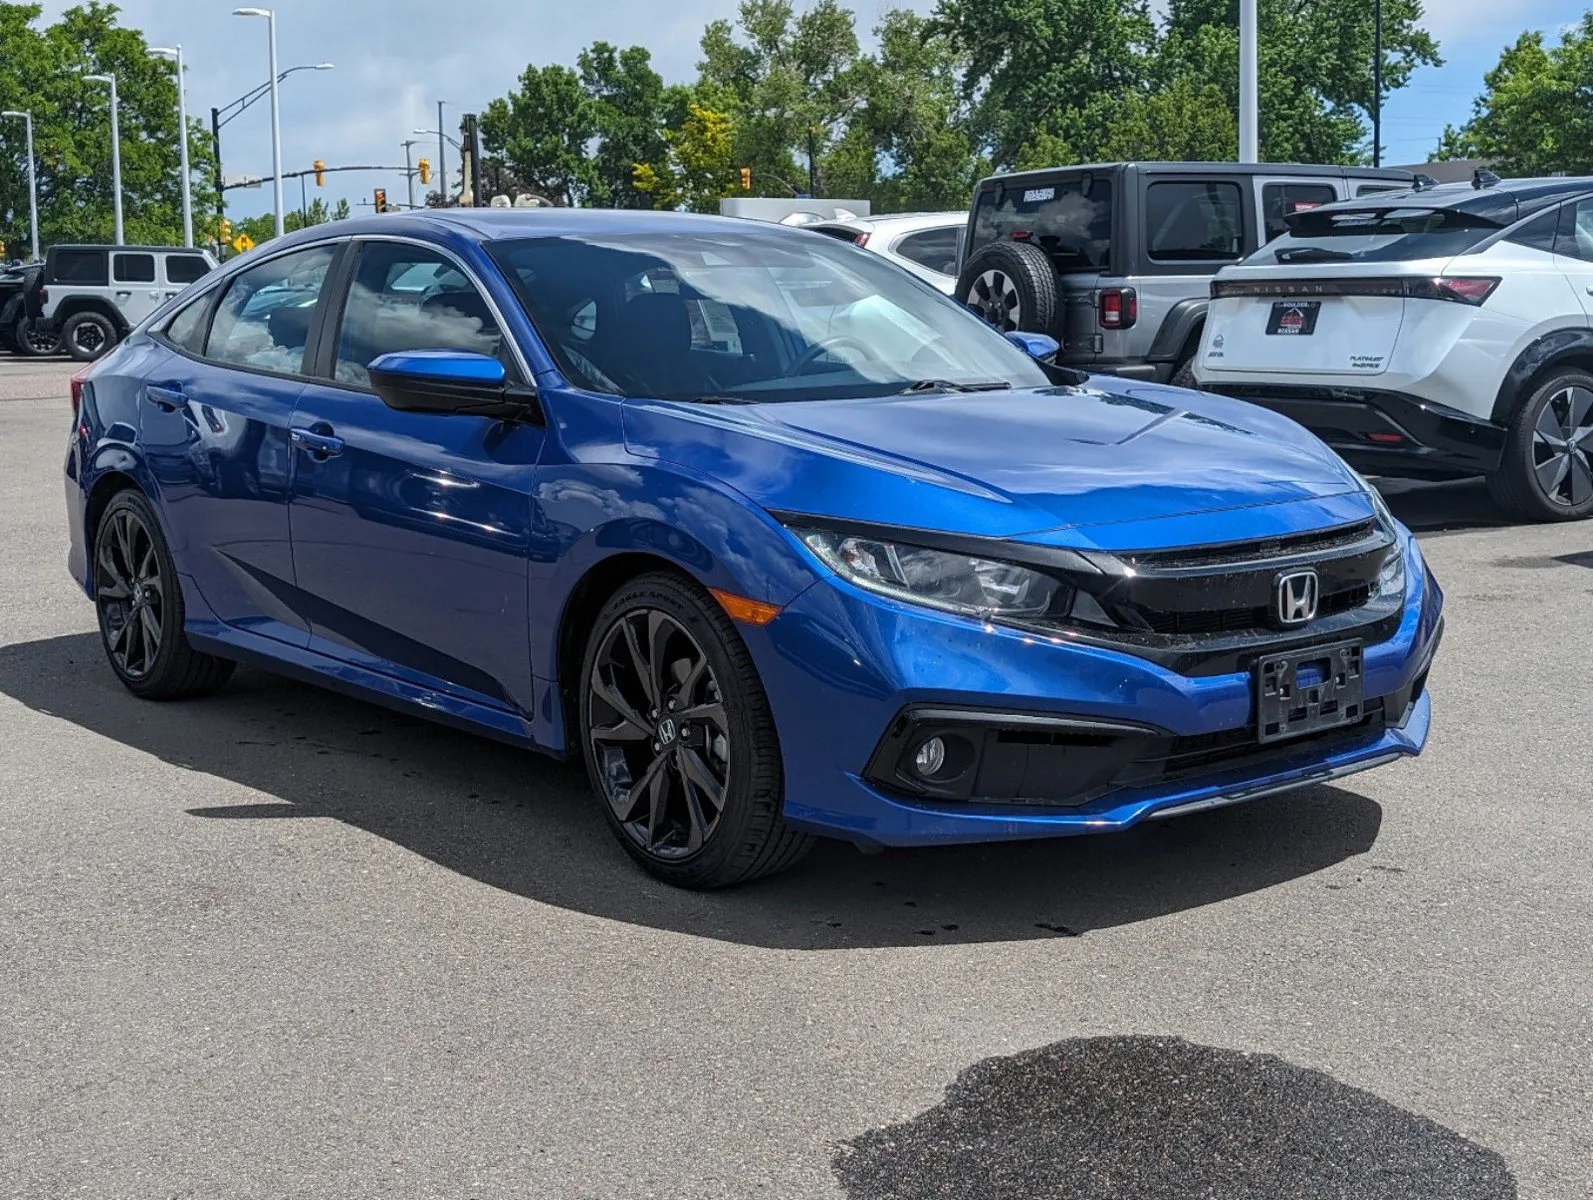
[288,239,546,719]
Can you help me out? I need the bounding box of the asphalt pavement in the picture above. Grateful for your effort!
[1,357,1589,1198]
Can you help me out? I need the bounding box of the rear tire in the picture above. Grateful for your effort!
[956,240,1059,335]
[62,311,117,362]
[579,572,813,889]
[93,490,235,700]
[14,318,60,357]
[1486,369,1593,522]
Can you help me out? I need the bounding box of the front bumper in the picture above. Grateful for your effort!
[750,529,1441,847]
[1201,383,1505,480]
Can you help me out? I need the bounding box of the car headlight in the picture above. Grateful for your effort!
[1376,542,1406,599]
[795,527,1069,619]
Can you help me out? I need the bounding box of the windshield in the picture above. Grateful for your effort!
[1247,205,1503,265]
[488,230,1050,403]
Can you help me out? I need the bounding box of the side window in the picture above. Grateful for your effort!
[334,242,506,387]
[113,253,157,283]
[163,296,211,354]
[894,227,961,275]
[205,243,335,374]
[1146,182,1244,261]
[164,255,211,285]
[52,249,108,285]
[1554,200,1593,263]
[1262,183,1337,242]
[1506,207,1562,255]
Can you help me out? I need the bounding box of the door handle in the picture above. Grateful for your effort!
[115,290,132,299]
[290,426,345,459]
[144,383,186,412]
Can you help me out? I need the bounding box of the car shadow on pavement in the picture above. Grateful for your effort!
[1374,476,1511,536]
[0,633,1387,951]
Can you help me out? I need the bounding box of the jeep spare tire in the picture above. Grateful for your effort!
[956,240,1059,335]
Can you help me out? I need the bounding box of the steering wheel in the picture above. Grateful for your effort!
[785,335,877,377]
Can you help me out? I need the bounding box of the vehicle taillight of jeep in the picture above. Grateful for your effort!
[1098,287,1138,330]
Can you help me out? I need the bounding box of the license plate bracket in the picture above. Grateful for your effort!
[1256,640,1364,743]
[1266,299,1320,336]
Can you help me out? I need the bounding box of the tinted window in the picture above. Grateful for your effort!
[1146,181,1243,261]
[1506,207,1562,255]
[1357,184,1407,197]
[113,253,156,283]
[1555,200,1593,262]
[334,242,505,386]
[205,244,335,374]
[970,176,1113,270]
[894,227,961,275]
[1262,183,1338,242]
[165,255,210,284]
[163,296,210,354]
[52,249,107,285]
[488,231,1049,404]
[808,225,863,243]
[1252,205,1504,265]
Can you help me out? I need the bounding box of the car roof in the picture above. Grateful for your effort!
[979,162,1415,187]
[808,212,966,234]
[1289,176,1593,224]
[49,244,207,254]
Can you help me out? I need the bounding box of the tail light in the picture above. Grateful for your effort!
[854,232,870,248]
[1212,276,1500,305]
[1422,276,1500,305]
[70,363,93,420]
[1098,287,1138,330]
[37,286,47,305]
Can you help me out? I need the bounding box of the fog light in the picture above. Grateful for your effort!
[914,737,946,777]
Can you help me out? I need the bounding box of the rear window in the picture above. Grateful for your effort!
[1145,181,1244,261]
[970,176,1113,270]
[1249,206,1504,265]
[51,249,108,285]
[165,255,210,284]
[894,227,960,275]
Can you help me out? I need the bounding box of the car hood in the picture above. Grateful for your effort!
[621,377,1372,551]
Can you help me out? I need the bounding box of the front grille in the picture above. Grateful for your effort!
[1126,583,1371,636]
[1121,519,1379,571]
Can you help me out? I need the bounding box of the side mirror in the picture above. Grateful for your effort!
[367,349,542,424]
[1004,330,1060,363]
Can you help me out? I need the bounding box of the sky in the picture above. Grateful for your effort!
[35,0,1585,222]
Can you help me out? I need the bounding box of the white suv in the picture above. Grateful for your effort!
[1195,176,1593,521]
[804,212,965,293]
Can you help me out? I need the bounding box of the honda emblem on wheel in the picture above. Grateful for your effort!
[1275,570,1320,626]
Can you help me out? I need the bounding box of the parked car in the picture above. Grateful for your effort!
[0,261,57,356]
[804,212,966,292]
[40,244,215,362]
[956,161,1412,386]
[66,209,1442,888]
[1195,174,1593,521]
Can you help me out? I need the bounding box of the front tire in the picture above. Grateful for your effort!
[62,311,117,362]
[579,572,812,889]
[1487,370,1593,521]
[93,490,235,699]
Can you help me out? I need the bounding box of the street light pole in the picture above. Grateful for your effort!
[150,46,193,247]
[1372,0,1383,168]
[1,111,39,260]
[209,62,333,235]
[1238,0,1258,163]
[85,73,124,245]
[437,102,447,206]
[234,8,285,238]
[402,139,417,210]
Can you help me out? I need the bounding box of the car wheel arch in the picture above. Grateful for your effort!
[54,297,129,334]
[1492,327,1593,425]
[83,470,144,572]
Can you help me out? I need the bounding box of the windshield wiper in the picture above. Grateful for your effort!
[897,379,1014,394]
[1275,246,1354,263]
[688,394,755,405]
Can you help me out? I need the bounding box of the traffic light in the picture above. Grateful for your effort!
[739,166,751,190]
[418,157,431,186]
[313,159,325,187]
[218,218,232,241]
[373,188,388,214]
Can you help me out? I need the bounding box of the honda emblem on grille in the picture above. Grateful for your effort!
[1275,570,1320,626]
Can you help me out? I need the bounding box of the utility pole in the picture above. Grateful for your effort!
[1238,0,1258,162]
[211,106,225,229]
[437,101,447,207]
[806,126,818,197]
[1372,0,1383,168]
[402,139,418,209]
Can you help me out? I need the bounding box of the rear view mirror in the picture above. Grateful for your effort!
[1004,330,1060,363]
[367,349,542,423]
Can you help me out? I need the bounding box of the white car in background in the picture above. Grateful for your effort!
[1195,175,1593,521]
[804,212,966,293]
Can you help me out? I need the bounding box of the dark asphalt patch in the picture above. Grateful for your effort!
[834,1035,1516,1199]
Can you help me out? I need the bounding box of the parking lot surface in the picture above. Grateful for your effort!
[2,357,1590,1198]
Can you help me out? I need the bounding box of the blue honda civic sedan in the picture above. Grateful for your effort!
[64,209,1443,887]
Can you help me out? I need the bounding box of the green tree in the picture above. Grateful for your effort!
[1437,18,1593,174]
[480,63,595,206]
[635,99,740,213]
[578,42,669,208]
[0,2,217,253]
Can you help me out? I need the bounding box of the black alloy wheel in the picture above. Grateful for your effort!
[578,572,812,888]
[92,490,235,699]
[1489,370,1593,521]
[16,318,60,357]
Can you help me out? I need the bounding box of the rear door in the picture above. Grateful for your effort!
[1547,197,1593,323]
[1257,179,1342,244]
[110,252,163,327]
[160,252,213,304]
[1133,175,1250,366]
[287,237,546,719]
